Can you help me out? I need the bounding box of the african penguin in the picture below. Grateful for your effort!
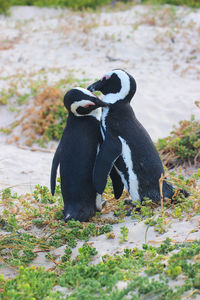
[50,87,109,222]
[88,69,175,203]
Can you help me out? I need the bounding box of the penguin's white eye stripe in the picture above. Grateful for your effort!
[101,70,130,104]
[75,87,97,98]
[71,100,95,115]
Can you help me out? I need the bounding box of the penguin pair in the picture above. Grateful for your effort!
[50,87,122,222]
[51,70,184,222]
[88,69,175,203]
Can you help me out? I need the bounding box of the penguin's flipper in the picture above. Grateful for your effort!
[50,143,61,196]
[110,167,124,199]
[93,133,122,195]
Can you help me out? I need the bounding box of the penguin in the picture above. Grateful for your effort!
[50,87,123,222]
[51,87,106,222]
[87,69,175,203]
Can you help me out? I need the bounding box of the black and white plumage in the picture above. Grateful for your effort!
[88,69,174,203]
[50,87,110,222]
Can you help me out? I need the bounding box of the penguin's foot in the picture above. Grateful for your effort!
[64,213,72,222]
[96,200,107,212]
[179,189,190,198]
[102,199,107,208]
[96,194,107,212]
[64,212,90,223]
[63,206,95,222]
[172,188,190,203]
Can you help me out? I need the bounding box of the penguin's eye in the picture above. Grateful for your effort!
[101,75,110,81]
[83,102,95,108]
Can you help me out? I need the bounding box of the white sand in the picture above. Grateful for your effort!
[0,5,200,278]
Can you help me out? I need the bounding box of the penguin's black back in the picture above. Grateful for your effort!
[59,114,100,220]
[106,102,173,200]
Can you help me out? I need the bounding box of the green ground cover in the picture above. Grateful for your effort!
[1,239,200,299]
[0,0,200,15]
[0,168,200,299]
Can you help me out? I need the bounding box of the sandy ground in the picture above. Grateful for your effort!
[0,4,200,194]
[0,4,200,280]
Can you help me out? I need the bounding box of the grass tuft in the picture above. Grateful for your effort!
[157,105,200,168]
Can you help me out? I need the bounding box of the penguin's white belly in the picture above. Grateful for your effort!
[118,136,140,201]
[101,111,139,201]
[95,144,103,211]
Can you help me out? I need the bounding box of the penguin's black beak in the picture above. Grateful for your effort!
[76,96,108,116]
[90,96,108,108]
[88,80,103,93]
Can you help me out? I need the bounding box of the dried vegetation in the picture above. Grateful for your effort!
[157,102,200,168]
[20,86,65,146]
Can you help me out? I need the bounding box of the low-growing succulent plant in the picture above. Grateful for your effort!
[157,111,200,167]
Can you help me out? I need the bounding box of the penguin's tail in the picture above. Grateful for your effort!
[162,180,174,199]
[172,188,190,202]
[179,189,190,198]
[162,181,189,202]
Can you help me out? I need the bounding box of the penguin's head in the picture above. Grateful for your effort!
[64,87,108,118]
[87,69,136,104]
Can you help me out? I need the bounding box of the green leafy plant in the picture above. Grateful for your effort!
[2,267,57,299]
[0,0,11,14]
[33,184,56,204]
[61,0,111,10]
[1,188,12,200]
[142,0,200,8]
[1,0,112,12]
[114,200,127,218]
[0,161,200,299]
[157,112,200,167]
[120,226,129,243]
[1,0,200,16]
